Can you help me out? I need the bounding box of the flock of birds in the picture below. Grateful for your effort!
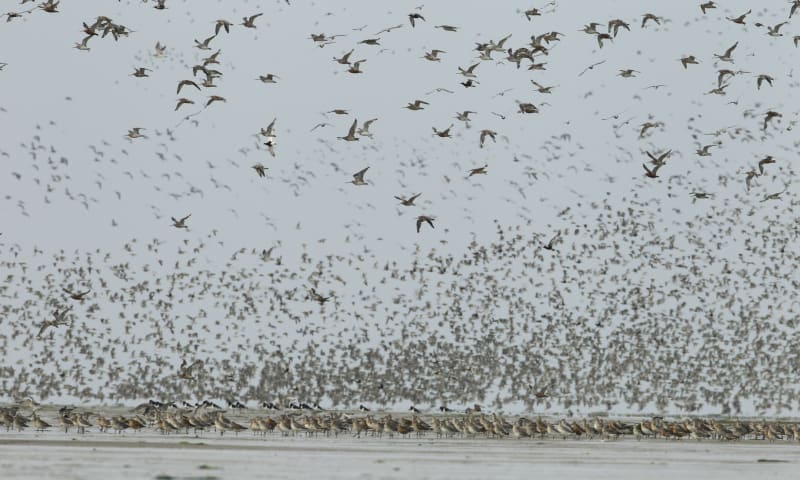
[5,402,800,443]
[1,0,800,421]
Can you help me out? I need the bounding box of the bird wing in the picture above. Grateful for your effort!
[348,119,358,136]
[180,214,191,223]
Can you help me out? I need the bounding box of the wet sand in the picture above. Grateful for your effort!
[1,430,797,480]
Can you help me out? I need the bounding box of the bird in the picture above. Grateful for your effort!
[542,232,560,251]
[347,60,366,74]
[171,214,191,229]
[642,163,664,178]
[214,19,233,35]
[338,119,359,141]
[727,9,751,25]
[349,167,370,186]
[256,74,279,84]
[700,1,716,14]
[252,163,267,178]
[241,13,263,28]
[468,165,488,177]
[416,215,435,233]
[194,35,216,50]
[357,118,378,138]
[756,75,774,90]
[423,50,445,61]
[479,129,497,147]
[176,79,200,94]
[408,13,425,28]
[126,128,146,139]
[758,156,776,175]
[395,193,421,206]
[641,13,662,28]
[432,125,453,138]
[130,67,150,78]
[205,95,226,107]
[405,100,429,111]
[63,288,90,301]
[174,98,194,111]
[696,144,717,156]
[713,42,738,63]
[333,49,354,65]
[458,63,479,78]
[680,55,699,68]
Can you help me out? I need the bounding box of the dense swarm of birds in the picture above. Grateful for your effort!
[1,1,800,418]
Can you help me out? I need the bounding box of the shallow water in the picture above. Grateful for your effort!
[1,430,797,480]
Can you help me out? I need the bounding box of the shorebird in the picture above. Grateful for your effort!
[176,79,200,94]
[194,35,216,50]
[756,75,774,90]
[607,19,630,37]
[37,307,72,338]
[206,95,226,107]
[423,49,445,61]
[252,163,267,178]
[436,25,458,32]
[333,49,354,65]
[642,163,664,178]
[126,128,146,139]
[596,33,612,48]
[171,214,191,229]
[713,42,738,63]
[618,69,638,78]
[641,13,662,28]
[178,359,204,380]
[763,110,782,130]
[468,165,488,177]
[338,119,359,141]
[458,63,479,78]
[542,232,560,251]
[39,0,59,13]
[455,111,476,123]
[214,19,233,34]
[131,67,150,78]
[432,125,453,138]
[524,8,541,20]
[479,129,497,147]
[349,167,370,185]
[727,9,751,25]
[308,288,330,305]
[700,1,716,14]
[257,74,279,83]
[531,81,556,93]
[359,38,380,46]
[174,98,194,111]
[696,144,717,156]
[405,100,429,111]
[63,288,90,301]
[241,13,263,28]
[408,13,425,27]
[646,150,671,167]
[680,55,699,68]
[347,60,366,74]
[357,118,378,138]
[416,215,435,233]
[758,156,776,175]
[395,193,421,206]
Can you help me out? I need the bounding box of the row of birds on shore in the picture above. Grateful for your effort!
[3,403,800,443]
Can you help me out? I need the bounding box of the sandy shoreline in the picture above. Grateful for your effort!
[1,430,798,480]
